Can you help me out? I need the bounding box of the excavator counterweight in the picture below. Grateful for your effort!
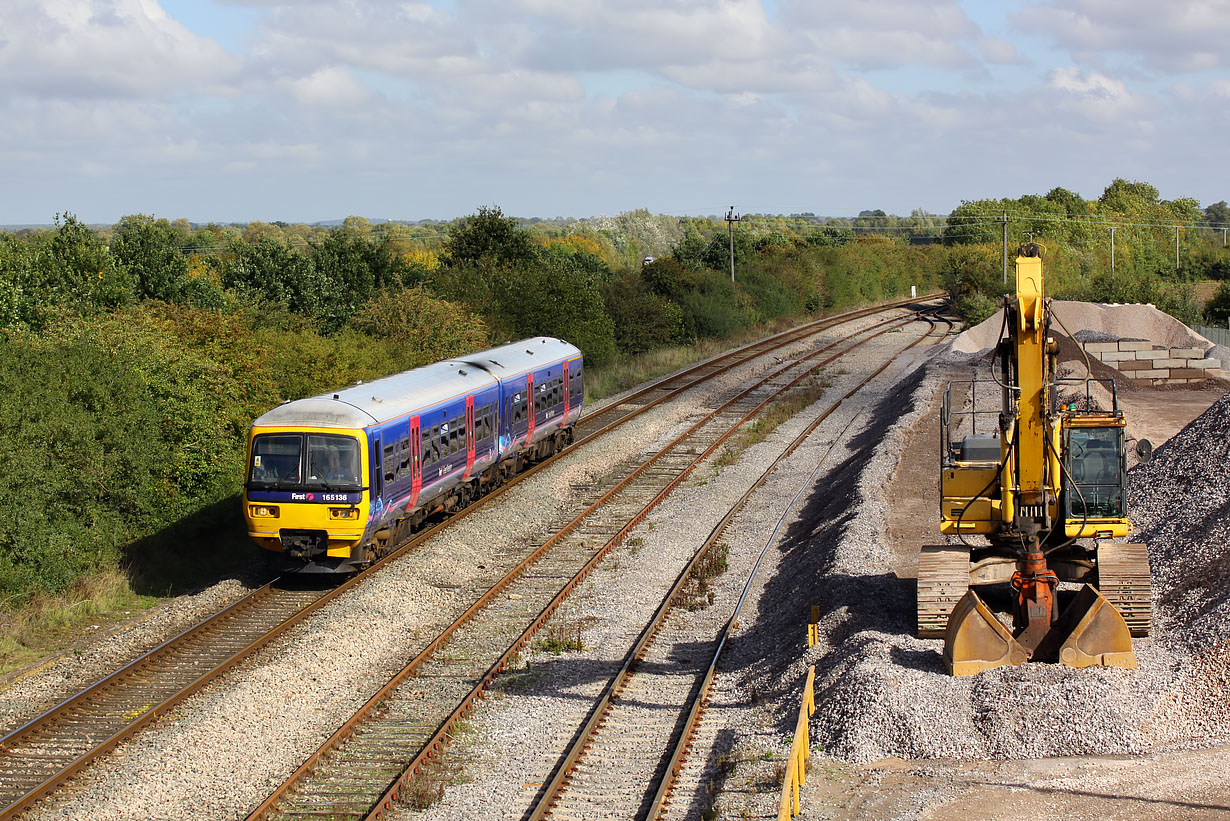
[920,245,1153,675]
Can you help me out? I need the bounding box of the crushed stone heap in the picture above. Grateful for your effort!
[802,360,1230,764]
[1130,392,1230,655]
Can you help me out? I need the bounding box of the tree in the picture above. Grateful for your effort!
[111,215,189,301]
[440,206,536,268]
[218,239,325,317]
[310,228,393,330]
[1203,201,1230,227]
[1098,178,1160,212]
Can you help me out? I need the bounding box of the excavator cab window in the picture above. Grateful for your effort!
[1063,426,1125,519]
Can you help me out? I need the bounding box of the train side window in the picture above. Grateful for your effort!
[421,429,432,467]
[383,443,396,483]
[399,436,410,473]
[373,439,382,496]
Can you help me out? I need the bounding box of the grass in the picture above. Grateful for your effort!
[0,566,162,678]
[674,542,731,611]
[711,375,830,469]
[584,315,808,401]
[532,616,596,654]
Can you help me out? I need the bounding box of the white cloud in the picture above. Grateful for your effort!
[0,0,240,99]
[781,0,1015,70]
[1016,0,1230,72]
[277,66,376,107]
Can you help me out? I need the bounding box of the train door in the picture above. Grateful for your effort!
[464,396,476,479]
[563,360,571,423]
[409,416,421,507]
[526,372,536,444]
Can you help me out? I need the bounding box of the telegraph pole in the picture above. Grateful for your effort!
[1175,225,1181,274]
[1109,226,1116,279]
[726,206,740,283]
[1002,211,1008,285]
[1223,226,1226,247]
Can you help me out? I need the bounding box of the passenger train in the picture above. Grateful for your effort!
[244,337,583,572]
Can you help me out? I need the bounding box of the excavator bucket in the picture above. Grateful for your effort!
[943,590,1030,676]
[1049,584,1137,669]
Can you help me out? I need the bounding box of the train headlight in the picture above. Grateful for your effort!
[250,505,280,518]
[329,507,359,520]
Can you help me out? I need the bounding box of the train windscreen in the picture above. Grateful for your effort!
[248,433,362,491]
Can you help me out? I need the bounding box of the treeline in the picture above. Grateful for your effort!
[0,206,935,603]
[940,179,1230,324]
[2,179,1228,604]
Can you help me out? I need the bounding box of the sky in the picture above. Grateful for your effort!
[1,0,1228,224]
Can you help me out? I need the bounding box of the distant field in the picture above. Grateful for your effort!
[1193,280,1222,304]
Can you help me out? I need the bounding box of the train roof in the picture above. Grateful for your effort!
[250,338,581,431]
[252,360,499,430]
[453,336,581,378]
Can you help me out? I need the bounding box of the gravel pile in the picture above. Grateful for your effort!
[1073,329,1145,345]
[787,350,1230,764]
[1132,392,1230,651]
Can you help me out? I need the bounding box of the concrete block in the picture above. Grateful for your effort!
[1135,350,1169,360]
[1116,359,1151,371]
[1118,340,1152,352]
[1084,342,1121,355]
[1189,359,1219,369]
[1169,347,1205,359]
[1099,351,1133,363]
[1154,358,1187,368]
[1135,369,1167,379]
[1169,368,1207,379]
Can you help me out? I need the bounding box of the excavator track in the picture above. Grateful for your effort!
[1096,542,1153,637]
[917,544,971,638]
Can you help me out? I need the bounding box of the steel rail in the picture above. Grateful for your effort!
[249,309,932,821]
[645,312,957,819]
[0,298,937,821]
[527,310,952,820]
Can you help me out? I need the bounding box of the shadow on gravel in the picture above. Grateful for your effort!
[121,494,270,598]
[720,363,929,738]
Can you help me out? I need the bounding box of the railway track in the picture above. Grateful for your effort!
[246,309,943,821]
[0,298,938,821]
[524,311,954,820]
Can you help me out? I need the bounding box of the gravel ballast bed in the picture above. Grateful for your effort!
[385,322,940,820]
[19,315,900,821]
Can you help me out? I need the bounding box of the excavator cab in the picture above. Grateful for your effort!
[1063,424,1126,521]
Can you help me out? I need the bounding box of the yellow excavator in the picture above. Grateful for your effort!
[918,245,1153,675]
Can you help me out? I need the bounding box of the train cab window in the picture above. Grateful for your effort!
[305,434,361,489]
[249,434,302,485]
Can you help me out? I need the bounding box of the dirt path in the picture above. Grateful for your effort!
[814,375,1230,819]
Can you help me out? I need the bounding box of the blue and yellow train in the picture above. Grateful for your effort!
[244,337,583,572]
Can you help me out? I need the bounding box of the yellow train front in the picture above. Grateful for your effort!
[244,410,375,572]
